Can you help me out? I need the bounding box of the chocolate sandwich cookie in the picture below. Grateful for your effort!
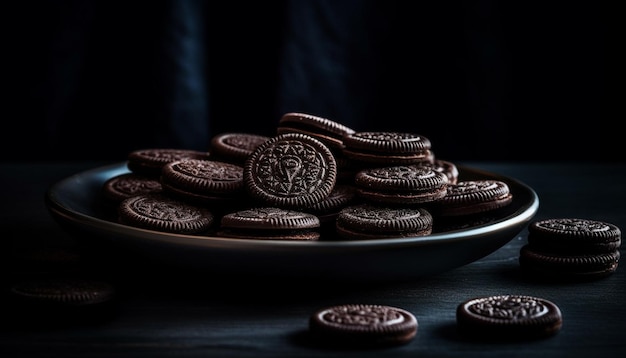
[336,204,433,240]
[9,277,117,325]
[354,165,448,206]
[342,131,433,166]
[309,303,418,348]
[244,133,337,209]
[160,159,246,211]
[431,180,513,217]
[118,193,214,234]
[519,245,620,281]
[209,132,270,164]
[526,218,622,254]
[127,148,211,177]
[519,218,621,281]
[456,294,562,341]
[101,172,162,213]
[276,112,355,152]
[415,158,459,184]
[217,207,320,241]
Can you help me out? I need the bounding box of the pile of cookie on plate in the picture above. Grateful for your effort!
[101,112,516,242]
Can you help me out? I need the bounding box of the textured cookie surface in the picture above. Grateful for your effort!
[244,133,337,209]
[527,218,621,253]
[456,295,562,341]
[101,172,163,205]
[127,148,211,177]
[309,303,418,347]
[118,193,214,234]
[277,112,355,151]
[342,131,433,165]
[209,132,270,164]
[432,180,513,216]
[218,207,320,240]
[336,204,433,240]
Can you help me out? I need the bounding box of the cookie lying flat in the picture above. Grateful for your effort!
[456,294,562,341]
[217,207,320,241]
[277,112,355,152]
[127,148,211,177]
[309,303,418,347]
[342,131,433,166]
[430,179,513,217]
[118,193,214,235]
[354,165,448,206]
[101,172,162,212]
[336,204,433,240]
[519,218,621,281]
[209,132,270,165]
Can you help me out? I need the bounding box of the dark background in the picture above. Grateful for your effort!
[5,0,617,162]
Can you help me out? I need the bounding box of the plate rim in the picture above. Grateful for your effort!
[45,162,539,252]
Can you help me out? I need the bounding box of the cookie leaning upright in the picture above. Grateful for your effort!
[519,218,622,281]
[243,133,337,210]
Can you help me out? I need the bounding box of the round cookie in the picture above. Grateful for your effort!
[276,112,355,152]
[519,244,620,281]
[209,132,270,165]
[160,159,246,211]
[430,180,513,217]
[244,133,337,210]
[217,207,320,241]
[309,303,418,347]
[456,294,562,341]
[336,204,433,240]
[127,148,211,177]
[118,193,214,234]
[354,165,448,205]
[342,131,433,166]
[414,158,459,184]
[101,172,162,211]
[527,218,622,254]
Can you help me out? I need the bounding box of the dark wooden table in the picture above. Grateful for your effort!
[2,161,625,357]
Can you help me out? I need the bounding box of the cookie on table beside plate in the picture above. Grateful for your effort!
[8,277,117,325]
[341,131,434,168]
[335,203,433,240]
[101,172,162,213]
[209,132,270,165]
[456,294,562,341]
[217,207,320,241]
[519,218,621,281]
[127,148,211,177]
[309,303,418,348]
[118,193,214,235]
[244,133,337,210]
[353,165,448,206]
[160,158,246,213]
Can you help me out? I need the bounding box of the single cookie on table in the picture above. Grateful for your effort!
[335,203,433,240]
[519,218,621,281]
[8,277,117,325]
[309,303,418,348]
[217,207,320,241]
[101,172,162,212]
[276,112,355,152]
[118,193,214,235]
[209,132,270,165]
[353,165,448,206]
[160,158,246,212]
[244,133,337,210]
[341,131,434,167]
[456,294,562,341]
[126,148,211,177]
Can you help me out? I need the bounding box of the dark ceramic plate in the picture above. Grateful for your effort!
[45,162,538,282]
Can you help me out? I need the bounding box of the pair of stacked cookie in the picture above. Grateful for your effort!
[519,218,621,281]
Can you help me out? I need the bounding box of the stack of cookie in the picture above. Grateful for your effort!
[519,218,621,281]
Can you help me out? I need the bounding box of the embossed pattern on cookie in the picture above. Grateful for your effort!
[244,133,337,209]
